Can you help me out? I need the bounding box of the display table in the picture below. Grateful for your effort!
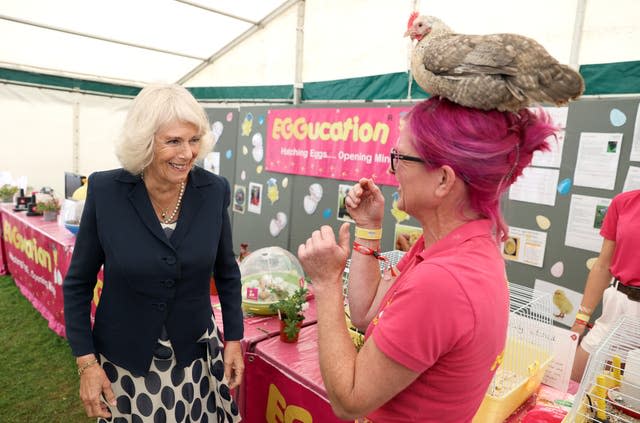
[210,291,318,355]
[1,204,77,336]
[211,293,319,419]
[244,324,350,423]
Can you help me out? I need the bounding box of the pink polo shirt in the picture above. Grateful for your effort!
[364,219,509,423]
[600,189,640,287]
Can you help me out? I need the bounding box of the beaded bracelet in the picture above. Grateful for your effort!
[77,358,99,376]
[353,242,397,277]
[574,318,593,329]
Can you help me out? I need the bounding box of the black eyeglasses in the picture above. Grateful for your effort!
[390,148,425,172]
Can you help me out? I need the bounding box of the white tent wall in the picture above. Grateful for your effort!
[579,0,640,64]
[76,94,129,178]
[0,84,129,196]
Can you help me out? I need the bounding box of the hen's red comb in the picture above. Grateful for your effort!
[407,11,419,29]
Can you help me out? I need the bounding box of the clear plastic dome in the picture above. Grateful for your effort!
[239,246,306,315]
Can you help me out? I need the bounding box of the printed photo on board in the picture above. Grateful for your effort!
[336,184,355,222]
[233,185,246,214]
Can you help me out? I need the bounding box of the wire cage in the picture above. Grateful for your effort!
[565,315,640,423]
[473,283,555,422]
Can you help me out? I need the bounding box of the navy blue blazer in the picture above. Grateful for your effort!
[63,167,243,376]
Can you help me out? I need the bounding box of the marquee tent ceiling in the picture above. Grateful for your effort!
[0,0,292,86]
[1,0,639,97]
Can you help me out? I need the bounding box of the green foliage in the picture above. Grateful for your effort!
[35,197,61,213]
[0,184,18,200]
[0,276,92,422]
[269,285,309,339]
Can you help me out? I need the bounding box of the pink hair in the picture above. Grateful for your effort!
[406,97,557,243]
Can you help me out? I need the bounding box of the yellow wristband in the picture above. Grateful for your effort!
[575,312,591,322]
[354,226,382,240]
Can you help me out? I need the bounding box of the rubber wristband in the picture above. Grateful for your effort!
[354,226,382,240]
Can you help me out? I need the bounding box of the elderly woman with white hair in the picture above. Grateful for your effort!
[63,84,243,422]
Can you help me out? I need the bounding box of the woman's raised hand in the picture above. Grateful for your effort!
[345,178,385,228]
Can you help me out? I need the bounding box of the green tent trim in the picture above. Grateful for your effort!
[1,61,639,100]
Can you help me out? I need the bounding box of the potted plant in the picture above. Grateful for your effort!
[269,284,309,343]
[36,197,61,222]
[0,184,19,203]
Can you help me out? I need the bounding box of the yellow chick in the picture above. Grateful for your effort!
[241,113,253,136]
[267,184,279,204]
[553,289,573,318]
[390,192,410,223]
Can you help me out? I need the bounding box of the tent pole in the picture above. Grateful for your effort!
[569,0,587,69]
[293,1,306,105]
[72,92,80,173]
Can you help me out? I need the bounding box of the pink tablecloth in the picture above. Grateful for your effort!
[210,292,319,418]
[1,204,77,336]
[244,324,350,423]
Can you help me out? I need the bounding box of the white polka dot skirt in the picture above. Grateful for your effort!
[98,317,241,422]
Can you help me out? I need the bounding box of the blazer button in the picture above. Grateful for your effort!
[163,279,175,288]
[164,256,177,265]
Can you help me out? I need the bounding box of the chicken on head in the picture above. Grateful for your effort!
[405,12,585,112]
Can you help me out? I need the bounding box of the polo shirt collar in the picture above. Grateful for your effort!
[415,219,494,262]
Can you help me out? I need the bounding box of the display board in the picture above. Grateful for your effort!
[229,107,294,253]
[202,108,239,229]
[220,98,639,325]
[502,98,639,324]
[229,104,422,256]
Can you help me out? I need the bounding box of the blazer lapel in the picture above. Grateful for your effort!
[170,179,204,249]
[127,178,175,250]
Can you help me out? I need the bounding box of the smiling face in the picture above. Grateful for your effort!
[146,120,201,186]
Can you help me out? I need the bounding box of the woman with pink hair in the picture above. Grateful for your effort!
[298,97,556,422]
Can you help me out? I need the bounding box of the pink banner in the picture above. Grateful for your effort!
[266,107,410,186]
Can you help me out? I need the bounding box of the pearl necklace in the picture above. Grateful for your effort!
[158,181,185,224]
[142,173,186,224]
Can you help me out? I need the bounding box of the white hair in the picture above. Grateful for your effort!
[115,83,214,175]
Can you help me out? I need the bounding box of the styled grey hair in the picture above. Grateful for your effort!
[115,83,214,175]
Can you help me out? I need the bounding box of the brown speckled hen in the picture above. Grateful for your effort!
[405,13,585,112]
